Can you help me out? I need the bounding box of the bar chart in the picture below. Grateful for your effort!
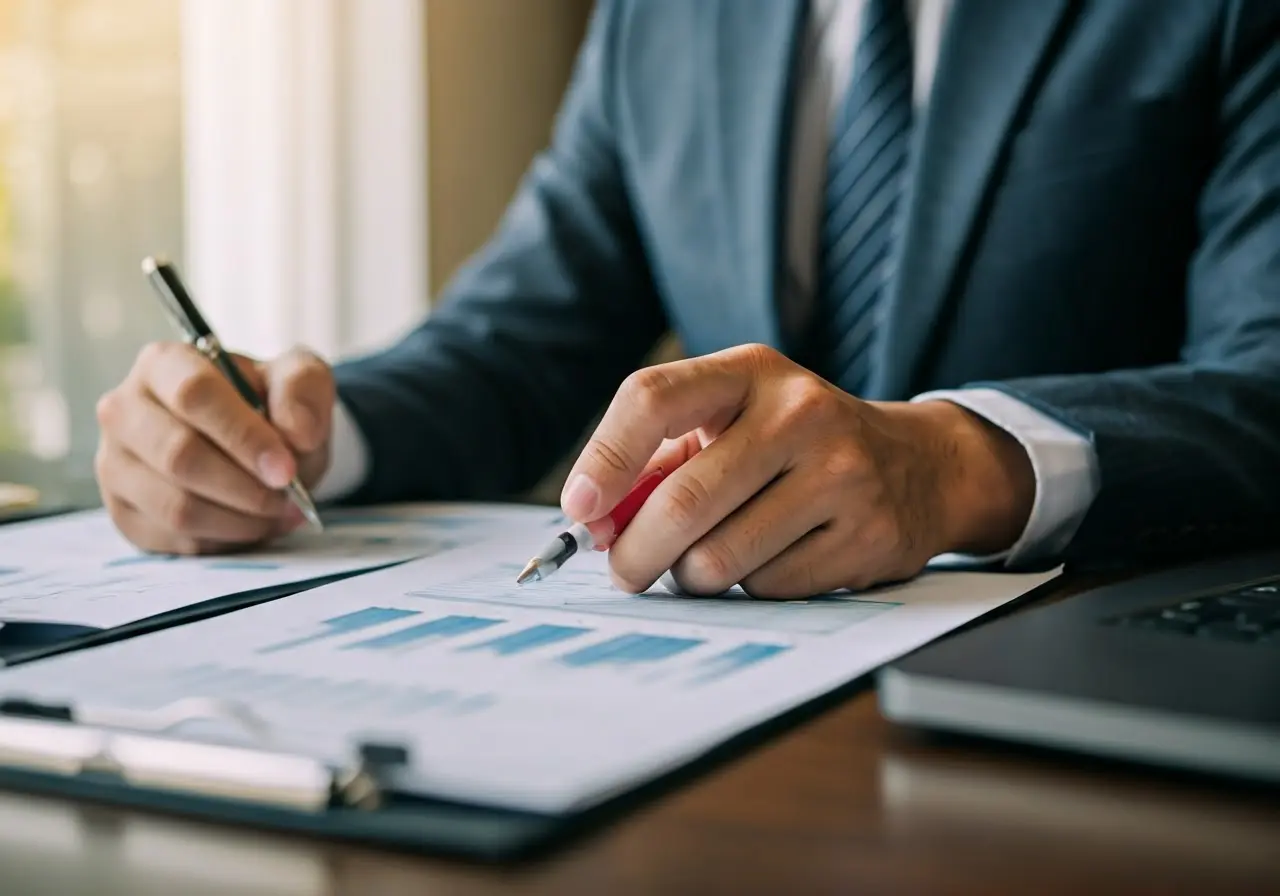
[560,633,705,668]
[461,624,592,656]
[688,643,791,684]
[257,606,420,654]
[342,614,503,651]
[248,602,795,688]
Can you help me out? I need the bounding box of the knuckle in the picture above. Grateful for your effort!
[743,562,813,600]
[162,492,201,532]
[677,541,739,594]
[821,445,865,482]
[659,476,713,532]
[735,342,782,371]
[780,377,835,427]
[583,438,634,476]
[620,367,673,417]
[159,428,203,480]
[95,390,121,428]
[227,417,272,456]
[171,370,217,416]
[864,515,912,558]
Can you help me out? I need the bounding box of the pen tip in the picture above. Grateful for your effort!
[516,560,542,585]
[141,255,165,275]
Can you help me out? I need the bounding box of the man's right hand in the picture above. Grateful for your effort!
[94,342,335,555]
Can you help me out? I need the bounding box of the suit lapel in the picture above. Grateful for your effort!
[871,0,1076,398]
[711,0,806,350]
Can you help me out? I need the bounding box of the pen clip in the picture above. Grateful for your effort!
[140,255,212,344]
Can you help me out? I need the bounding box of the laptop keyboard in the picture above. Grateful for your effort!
[1104,581,1280,646]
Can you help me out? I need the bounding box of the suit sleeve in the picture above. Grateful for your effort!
[331,0,666,504]
[979,5,1280,568]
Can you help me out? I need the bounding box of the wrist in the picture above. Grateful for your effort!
[908,399,1035,555]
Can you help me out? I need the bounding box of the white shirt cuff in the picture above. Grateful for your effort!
[913,387,1100,566]
[312,398,370,503]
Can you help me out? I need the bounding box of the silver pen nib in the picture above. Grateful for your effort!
[516,559,544,585]
[287,481,324,532]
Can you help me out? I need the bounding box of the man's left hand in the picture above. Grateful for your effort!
[560,344,1036,598]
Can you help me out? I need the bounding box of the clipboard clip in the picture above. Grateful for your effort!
[0,696,409,813]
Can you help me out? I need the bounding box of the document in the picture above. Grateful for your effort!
[0,522,1058,814]
[0,503,561,629]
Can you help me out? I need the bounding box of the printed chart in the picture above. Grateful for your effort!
[407,562,900,634]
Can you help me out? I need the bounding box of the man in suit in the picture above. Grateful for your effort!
[94,0,1280,597]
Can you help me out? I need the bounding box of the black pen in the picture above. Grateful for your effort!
[141,256,323,531]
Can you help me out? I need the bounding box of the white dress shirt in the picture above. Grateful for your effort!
[318,0,1100,566]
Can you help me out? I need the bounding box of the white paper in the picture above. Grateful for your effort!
[0,504,562,628]
[0,521,1058,813]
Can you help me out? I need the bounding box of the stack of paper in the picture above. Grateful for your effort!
[0,506,1057,813]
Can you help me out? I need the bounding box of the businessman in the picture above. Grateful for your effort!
[94,0,1280,597]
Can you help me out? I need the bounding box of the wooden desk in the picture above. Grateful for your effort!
[2,687,1277,895]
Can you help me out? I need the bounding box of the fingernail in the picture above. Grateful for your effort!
[283,504,304,526]
[562,473,601,520]
[586,517,616,549]
[257,452,292,489]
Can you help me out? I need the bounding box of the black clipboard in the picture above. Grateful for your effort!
[0,667,881,862]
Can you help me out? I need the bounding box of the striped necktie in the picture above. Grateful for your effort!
[813,0,914,395]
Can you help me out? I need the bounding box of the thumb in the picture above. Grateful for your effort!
[262,347,335,454]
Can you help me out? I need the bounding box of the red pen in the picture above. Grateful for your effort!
[516,467,668,584]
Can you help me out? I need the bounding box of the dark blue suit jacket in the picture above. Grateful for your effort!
[336,0,1280,568]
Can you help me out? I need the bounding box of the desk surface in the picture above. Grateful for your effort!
[2,686,1277,895]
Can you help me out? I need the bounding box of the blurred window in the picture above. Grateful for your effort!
[0,0,179,502]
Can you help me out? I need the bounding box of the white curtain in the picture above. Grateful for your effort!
[180,0,429,362]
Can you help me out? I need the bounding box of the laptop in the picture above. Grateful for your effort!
[879,548,1280,783]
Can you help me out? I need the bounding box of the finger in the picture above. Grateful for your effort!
[135,342,296,489]
[584,432,704,547]
[102,446,283,545]
[263,347,334,454]
[102,494,207,556]
[561,353,752,521]
[739,516,911,599]
[606,411,789,593]
[96,388,288,519]
[667,469,835,596]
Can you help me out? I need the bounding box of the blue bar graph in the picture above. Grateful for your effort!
[344,614,502,650]
[560,633,704,668]
[690,643,790,684]
[257,606,420,654]
[461,624,590,656]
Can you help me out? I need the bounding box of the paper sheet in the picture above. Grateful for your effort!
[0,504,562,628]
[0,520,1058,813]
